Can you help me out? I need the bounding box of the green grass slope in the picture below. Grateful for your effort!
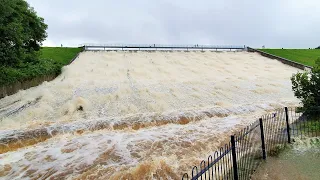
[259,49,320,67]
[39,47,82,65]
[0,47,82,86]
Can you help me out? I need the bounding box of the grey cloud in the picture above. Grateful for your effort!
[27,0,320,48]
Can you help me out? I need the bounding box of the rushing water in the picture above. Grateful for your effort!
[0,51,300,179]
[252,137,320,180]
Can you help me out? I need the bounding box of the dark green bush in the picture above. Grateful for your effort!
[291,57,320,114]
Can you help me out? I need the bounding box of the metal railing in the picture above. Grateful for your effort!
[80,44,246,51]
[182,107,320,180]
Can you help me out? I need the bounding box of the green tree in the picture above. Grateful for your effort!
[0,0,47,66]
[291,57,320,113]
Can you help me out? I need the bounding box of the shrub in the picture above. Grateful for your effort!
[291,57,320,114]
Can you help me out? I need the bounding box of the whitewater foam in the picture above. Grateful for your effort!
[0,51,301,179]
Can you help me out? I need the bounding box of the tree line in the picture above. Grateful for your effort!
[0,0,47,67]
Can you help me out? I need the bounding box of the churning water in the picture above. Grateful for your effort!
[0,51,300,179]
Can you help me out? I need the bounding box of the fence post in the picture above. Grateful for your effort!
[231,135,238,180]
[285,107,291,143]
[259,118,267,159]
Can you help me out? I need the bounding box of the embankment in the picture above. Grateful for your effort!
[247,47,312,70]
[0,47,83,98]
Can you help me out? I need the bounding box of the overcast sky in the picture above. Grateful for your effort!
[27,0,320,48]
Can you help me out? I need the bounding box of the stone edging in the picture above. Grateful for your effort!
[247,47,312,71]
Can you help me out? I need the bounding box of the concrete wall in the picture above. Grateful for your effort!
[247,47,312,71]
[0,74,57,98]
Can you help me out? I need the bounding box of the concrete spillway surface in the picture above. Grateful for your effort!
[0,51,300,179]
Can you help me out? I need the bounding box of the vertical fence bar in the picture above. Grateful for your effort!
[285,107,291,143]
[281,110,288,145]
[259,118,267,160]
[298,110,303,138]
[235,131,242,179]
[231,135,238,180]
[244,127,251,178]
[214,151,219,179]
[228,143,233,179]
[208,155,213,180]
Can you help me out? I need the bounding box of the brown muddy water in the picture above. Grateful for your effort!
[0,51,300,179]
[252,137,320,180]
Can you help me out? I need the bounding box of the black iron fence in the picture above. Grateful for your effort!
[182,107,320,180]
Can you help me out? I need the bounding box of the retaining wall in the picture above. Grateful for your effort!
[0,74,58,98]
[247,47,312,70]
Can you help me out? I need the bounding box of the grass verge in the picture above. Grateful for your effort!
[259,49,320,67]
[0,47,82,86]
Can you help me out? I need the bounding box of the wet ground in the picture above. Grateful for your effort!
[252,137,320,180]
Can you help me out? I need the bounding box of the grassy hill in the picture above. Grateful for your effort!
[39,47,83,65]
[0,47,82,86]
[259,49,320,67]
